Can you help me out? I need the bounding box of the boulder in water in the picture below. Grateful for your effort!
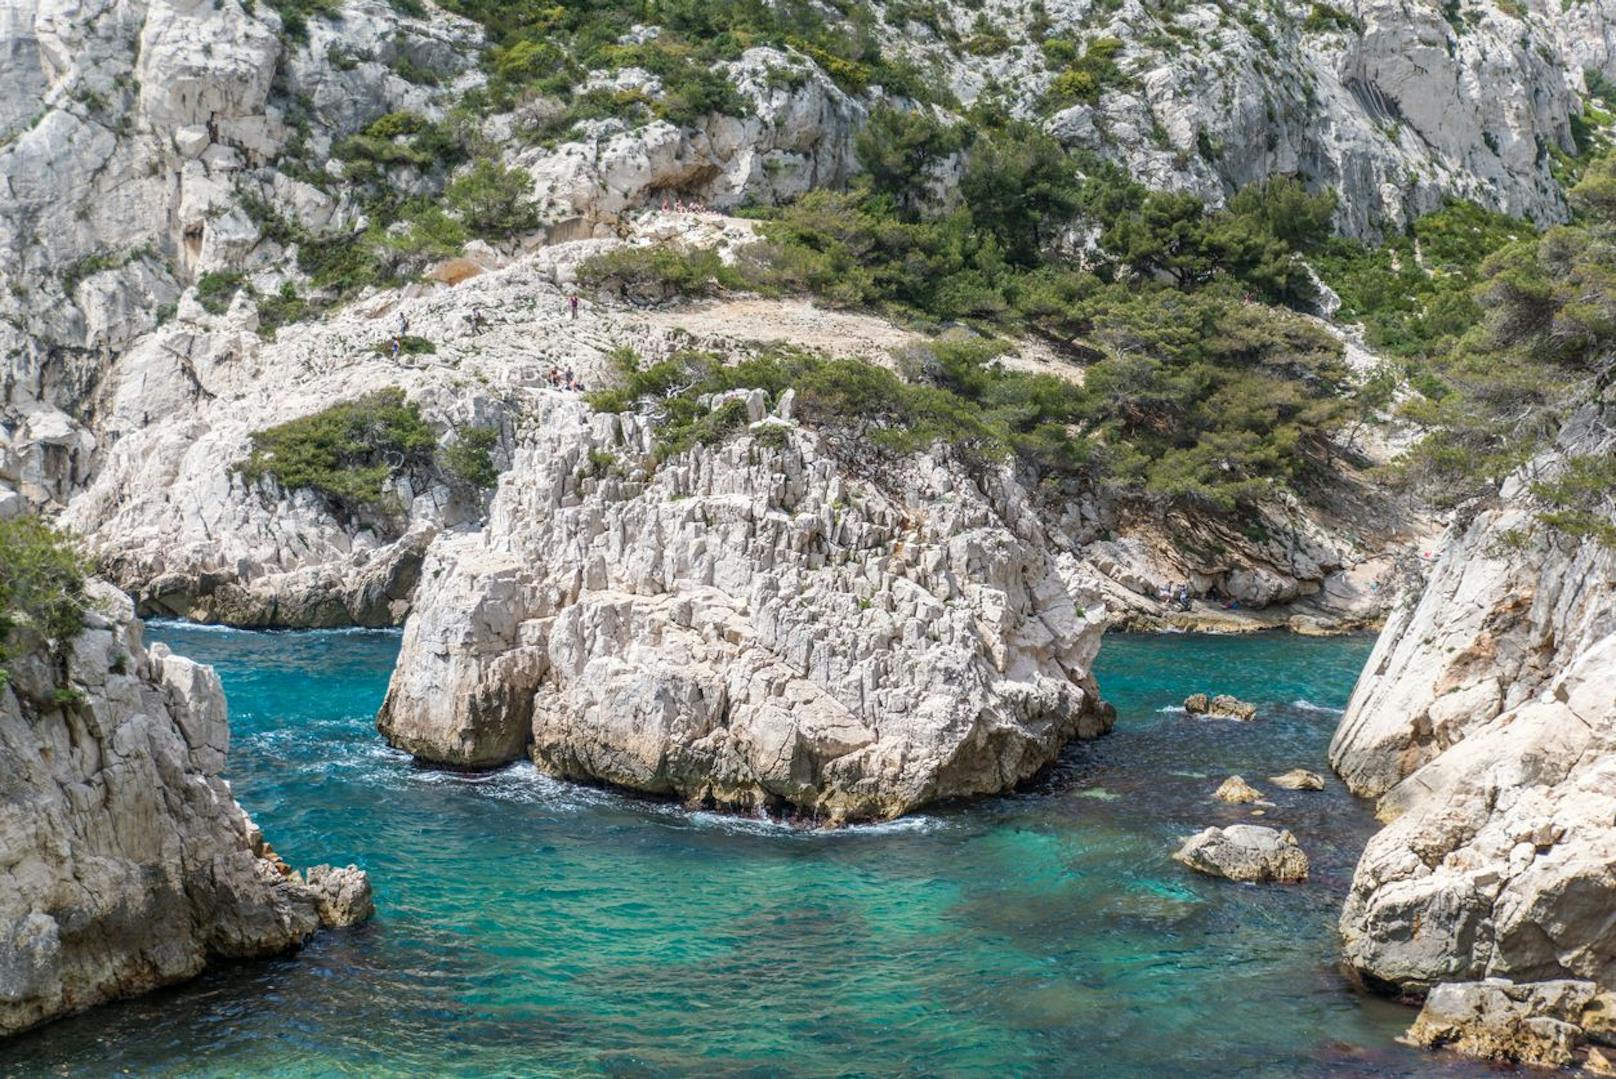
[1212,775,1264,803]
[1184,693,1257,720]
[1269,768,1325,791]
[1402,979,1611,1069]
[1172,824,1309,882]
[304,865,376,928]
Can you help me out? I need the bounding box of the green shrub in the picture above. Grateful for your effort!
[374,334,437,356]
[264,0,338,42]
[577,245,742,302]
[1302,3,1361,32]
[587,343,1101,477]
[256,283,309,340]
[442,427,501,488]
[237,389,436,513]
[1531,454,1616,548]
[444,159,539,239]
[0,516,86,658]
[1045,36,1128,107]
[196,270,247,314]
[655,67,750,127]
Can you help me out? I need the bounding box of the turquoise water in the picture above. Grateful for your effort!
[0,628,1485,1077]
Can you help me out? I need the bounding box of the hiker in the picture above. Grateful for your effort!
[568,294,579,320]
[397,311,409,336]
[563,366,575,389]
[1175,583,1192,611]
[468,305,483,333]
[1157,582,1172,606]
[390,335,400,358]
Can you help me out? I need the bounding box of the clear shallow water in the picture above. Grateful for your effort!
[0,628,1487,1077]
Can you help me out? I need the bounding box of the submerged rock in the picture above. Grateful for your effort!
[379,397,1111,823]
[1268,768,1325,791]
[1212,775,1264,804]
[1184,693,1258,721]
[0,581,370,1037]
[1173,825,1309,883]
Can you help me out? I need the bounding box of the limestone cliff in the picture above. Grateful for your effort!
[6,0,1615,525]
[378,392,1113,822]
[0,580,371,1036]
[1330,406,1616,999]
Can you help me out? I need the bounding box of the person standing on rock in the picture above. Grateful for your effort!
[568,294,579,320]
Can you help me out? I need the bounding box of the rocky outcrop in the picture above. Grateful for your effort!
[0,580,370,1037]
[1331,406,1616,998]
[1212,775,1264,804]
[1172,824,1310,882]
[1184,693,1257,721]
[1403,979,1616,1070]
[910,0,1598,238]
[519,47,865,227]
[378,392,1112,822]
[304,865,376,928]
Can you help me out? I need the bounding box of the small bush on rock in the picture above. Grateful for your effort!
[442,427,501,489]
[196,271,247,315]
[0,516,86,665]
[444,159,539,239]
[577,246,742,304]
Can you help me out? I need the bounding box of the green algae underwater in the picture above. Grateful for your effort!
[0,627,1496,1077]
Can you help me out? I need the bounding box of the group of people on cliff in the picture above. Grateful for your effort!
[1158,581,1194,612]
[547,365,586,393]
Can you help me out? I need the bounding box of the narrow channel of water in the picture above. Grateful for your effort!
[0,628,1491,1076]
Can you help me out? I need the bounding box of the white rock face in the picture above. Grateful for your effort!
[902,0,1599,238]
[519,47,865,226]
[378,393,1113,822]
[0,580,370,1036]
[1331,407,1616,994]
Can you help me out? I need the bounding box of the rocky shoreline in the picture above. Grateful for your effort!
[1327,407,1616,1069]
[0,581,371,1037]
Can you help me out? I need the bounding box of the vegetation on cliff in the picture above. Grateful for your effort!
[0,516,87,685]
[236,391,503,515]
[237,390,437,513]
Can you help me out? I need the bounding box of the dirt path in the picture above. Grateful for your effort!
[637,296,1085,385]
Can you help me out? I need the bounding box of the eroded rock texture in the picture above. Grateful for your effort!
[379,395,1112,822]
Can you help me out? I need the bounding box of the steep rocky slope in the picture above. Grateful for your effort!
[24,208,1401,629]
[1328,405,1615,1057]
[0,579,370,1036]
[378,390,1114,821]
[6,0,1615,531]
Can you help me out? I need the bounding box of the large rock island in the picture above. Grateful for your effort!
[378,394,1112,823]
